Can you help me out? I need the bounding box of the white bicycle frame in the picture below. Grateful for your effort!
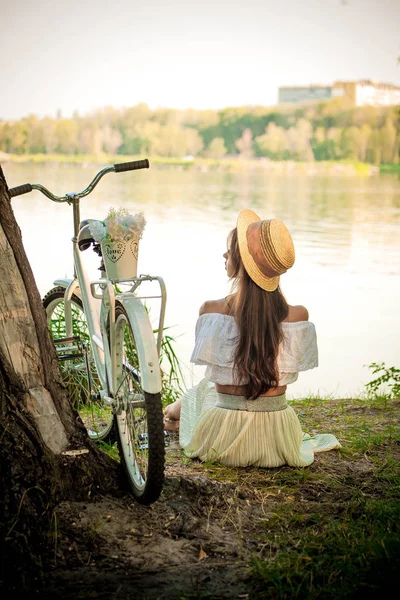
[55,236,167,408]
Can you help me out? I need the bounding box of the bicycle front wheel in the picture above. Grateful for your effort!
[114,303,165,505]
[43,286,114,441]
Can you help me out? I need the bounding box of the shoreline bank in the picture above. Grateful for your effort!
[0,152,387,176]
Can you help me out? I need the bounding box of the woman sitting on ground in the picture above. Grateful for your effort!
[164,209,341,467]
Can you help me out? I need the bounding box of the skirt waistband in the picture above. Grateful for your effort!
[215,392,288,412]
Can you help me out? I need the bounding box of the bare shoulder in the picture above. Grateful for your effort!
[199,297,228,316]
[284,304,309,323]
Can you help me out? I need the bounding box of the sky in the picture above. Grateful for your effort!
[1,0,399,120]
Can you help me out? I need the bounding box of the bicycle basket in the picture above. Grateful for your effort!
[100,234,140,280]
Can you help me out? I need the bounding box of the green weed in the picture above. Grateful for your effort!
[365,362,400,400]
[251,500,400,599]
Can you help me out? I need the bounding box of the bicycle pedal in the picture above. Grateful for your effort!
[57,352,85,361]
[54,336,87,361]
[54,336,80,344]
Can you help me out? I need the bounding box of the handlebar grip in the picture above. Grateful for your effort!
[114,159,150,173]
[8,183,33,198]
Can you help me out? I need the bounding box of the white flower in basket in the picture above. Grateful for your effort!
[89,207,146,280]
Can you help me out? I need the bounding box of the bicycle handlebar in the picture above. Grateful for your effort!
[114,159,149,172]
[8,183,33,198]
[7,159,150,200]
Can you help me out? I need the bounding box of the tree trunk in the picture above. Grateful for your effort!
[0,164,119,592]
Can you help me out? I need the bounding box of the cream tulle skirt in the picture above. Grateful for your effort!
[179,379,341,468]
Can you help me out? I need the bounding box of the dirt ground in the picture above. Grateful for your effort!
[38,433,259,600]
[19,402,399,600]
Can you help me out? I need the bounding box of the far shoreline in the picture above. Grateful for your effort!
[1,152,398,176]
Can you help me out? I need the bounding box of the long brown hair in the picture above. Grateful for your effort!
[227,228,289,400]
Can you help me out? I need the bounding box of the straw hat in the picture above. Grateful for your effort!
[237,209,295,291]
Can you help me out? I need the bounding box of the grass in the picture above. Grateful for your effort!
[173,364,400,599]
[166,391,399,598]
[250,499,399,599]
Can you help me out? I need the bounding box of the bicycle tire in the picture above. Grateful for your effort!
[113,303,165,505]
[42,286,114,442]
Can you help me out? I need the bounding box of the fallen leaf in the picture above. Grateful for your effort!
[199,549,208,561]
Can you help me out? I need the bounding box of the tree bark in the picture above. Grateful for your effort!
[0,164,119,591]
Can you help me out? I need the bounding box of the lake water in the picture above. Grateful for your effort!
[4,162,400,399]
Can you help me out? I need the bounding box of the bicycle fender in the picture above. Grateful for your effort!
[118,296,162,395]
[53,279,82,299]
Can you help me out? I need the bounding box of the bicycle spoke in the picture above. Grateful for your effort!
[114,303,164,504]
[43,287,113,441]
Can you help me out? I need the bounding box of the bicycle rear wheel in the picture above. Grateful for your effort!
[43,286,114,441]
[114,303,165,505]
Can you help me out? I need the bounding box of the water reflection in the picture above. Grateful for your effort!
[5,162,400,399]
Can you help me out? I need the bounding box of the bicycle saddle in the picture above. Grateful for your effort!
[77,219,97,251]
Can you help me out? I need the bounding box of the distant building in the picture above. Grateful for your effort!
[332,80,400,107]
[278,85,332,105]
[278,80,400,107]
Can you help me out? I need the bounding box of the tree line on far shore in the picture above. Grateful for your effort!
[0,98,399,165]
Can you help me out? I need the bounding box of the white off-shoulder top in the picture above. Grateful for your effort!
[190,313,318,386]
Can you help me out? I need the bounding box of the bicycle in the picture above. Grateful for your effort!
[8,159,167,505]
